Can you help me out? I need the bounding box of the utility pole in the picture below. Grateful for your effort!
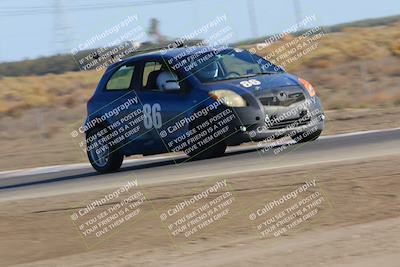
[247,0,258,38]
[293,0,303,29]
[53,0,71,54]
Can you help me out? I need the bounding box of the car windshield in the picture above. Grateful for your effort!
[181,48,284,83]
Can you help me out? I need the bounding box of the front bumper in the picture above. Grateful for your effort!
[224,96,325,145]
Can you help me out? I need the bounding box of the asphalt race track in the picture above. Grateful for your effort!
[0,128,399,202]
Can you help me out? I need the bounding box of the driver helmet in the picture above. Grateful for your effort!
[197,61,219,80]
[157,71,179,91]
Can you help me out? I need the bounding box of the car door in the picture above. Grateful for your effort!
[136,59,194,154]
[96,61,146,155]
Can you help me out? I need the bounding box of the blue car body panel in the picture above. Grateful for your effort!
[84,47,325,157]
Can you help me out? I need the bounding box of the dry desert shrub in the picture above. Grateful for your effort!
[0,70,101,117]
[1,22,400,117]
[391,39,400,57]
[394,93,400,106]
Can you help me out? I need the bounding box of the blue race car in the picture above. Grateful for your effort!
[84,46,325,173]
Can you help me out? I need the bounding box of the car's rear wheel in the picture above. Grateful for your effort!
[293,129,322,143]
[86,127,123,173]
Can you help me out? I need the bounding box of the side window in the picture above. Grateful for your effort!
[106,65,135,90]
[142,61,163,91]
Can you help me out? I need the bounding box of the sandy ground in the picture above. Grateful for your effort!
[0,154,399,266]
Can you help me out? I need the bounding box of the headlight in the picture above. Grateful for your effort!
[209,90,247,107]
[299,78,316,97]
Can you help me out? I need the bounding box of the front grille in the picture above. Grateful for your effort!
[266,115,311,130]
[259,92,305,107]
[256,86,310,130]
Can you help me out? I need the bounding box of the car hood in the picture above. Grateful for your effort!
[203,73,302,95]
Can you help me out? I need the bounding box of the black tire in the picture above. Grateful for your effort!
[293,129,322,143]
[188,141,227,160]
[86,127,123,173]
[186,114,227,160]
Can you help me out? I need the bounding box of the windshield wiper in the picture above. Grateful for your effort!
[254,71,280,75]
[211,74,254,82]
[236,72,280,78]
[208,72,280,82]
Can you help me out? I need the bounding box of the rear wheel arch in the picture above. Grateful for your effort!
[85,122,124,173]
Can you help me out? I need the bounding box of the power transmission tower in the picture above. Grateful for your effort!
[292,0,303,28]
[53,0,71,54]
[247,0,258,38]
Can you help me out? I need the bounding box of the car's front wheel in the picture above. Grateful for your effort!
[186,114,227,160]
[86,127,123,173]
[187,140,227,160]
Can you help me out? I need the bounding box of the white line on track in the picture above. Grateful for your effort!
[1,127,399,179]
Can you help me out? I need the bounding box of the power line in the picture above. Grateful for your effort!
[0,0,194,16]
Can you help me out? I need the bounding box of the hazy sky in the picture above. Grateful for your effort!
[1,0,400,62]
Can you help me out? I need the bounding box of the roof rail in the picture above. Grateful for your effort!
[92,41,201,60]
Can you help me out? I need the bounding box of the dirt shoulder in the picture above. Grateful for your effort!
[0,154,399,266]
[323,107,400,135]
